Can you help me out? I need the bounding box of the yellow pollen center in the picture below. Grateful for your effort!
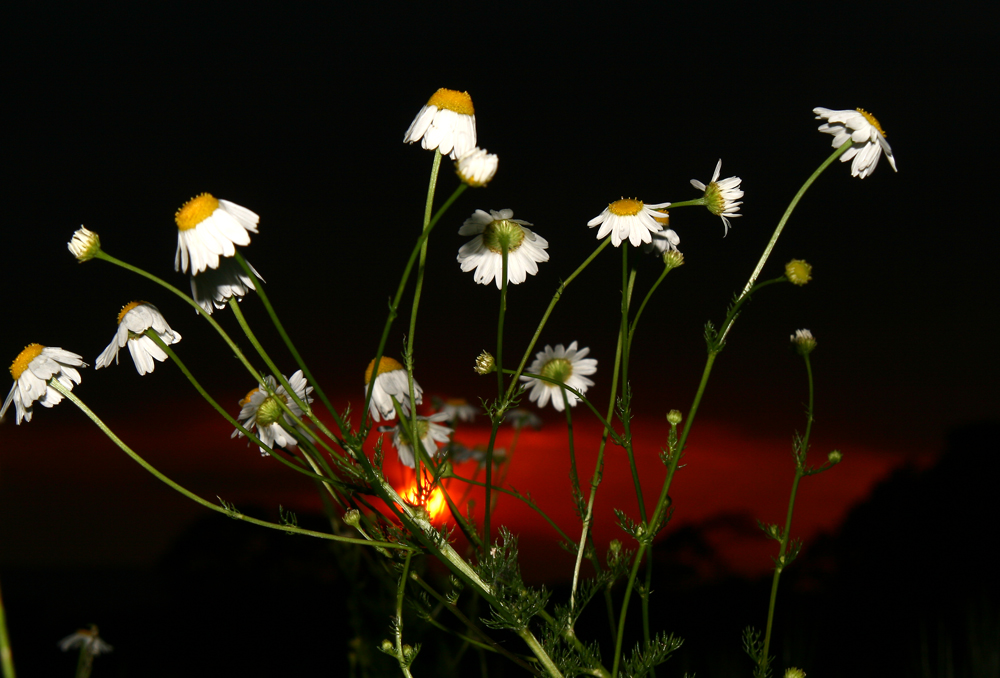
[10,343,44,380]
[856,108,886,137]
[175,193,220,231]
[365,356,404,384]
[117,301,145,325]
[426,88,475,116]
[608,198,643,217]
[240,387,260,407]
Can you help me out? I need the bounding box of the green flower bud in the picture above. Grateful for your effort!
[666,409,683,425]
[784,668,806,678]
[785,259,812,286]
[474,351,495,375]
[790,329,817,355]
[343,509,361,527]
[828,450,842,464]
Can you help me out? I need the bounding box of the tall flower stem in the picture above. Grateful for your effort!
[619,243,646,524]
[0,576,15,678]
[406,150,444,489]
[561,388,584,517]
[394,552,415,678]
[49,380,409,549]
[484,245,509,552]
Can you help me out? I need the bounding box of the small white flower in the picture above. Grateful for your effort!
[438,397,478,423]
[174,193,259,274]
[364,357,422,422]
[404,88,477,160]
[457,209,549,289]
[691,160,743,235]
[587,198,671,248]
[814,107,897,179]
[190,257,264,315]
[95,301,181,376]
[67,226,100,262]
[520,342,597,411]
[1,344,87,425]
[232,371,314,455]
[382,411,452,468]
[504,408,542,430]
[59,625,112,656]
[456,147,498,187]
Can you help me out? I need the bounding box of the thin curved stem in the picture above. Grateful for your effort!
[0,576,14,678]
[394,552,414,678]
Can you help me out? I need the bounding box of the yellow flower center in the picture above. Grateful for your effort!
[427,88,475,116]
[608,198,643,217]
[540,357,573,385]
[10,343,44,380]
[365,356,404,384]
[175,193,220,231]
[856,108,887,137]
[117,301,145,325]
[653,211,670,225]
[240,387,261,407]
[784,259,813,286]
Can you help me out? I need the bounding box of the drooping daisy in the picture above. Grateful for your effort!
[381,411,452,468]
[456,147,498,187]
[190,257,264,315]
[588,198,671,248]
[232,370,314,455]
[690,160,743,235]
[403,88,477,160]
[59,625,113,656]
[174,193,259,274]
[520,341,598,412]
[457,209,549,289]
[814,107,897,179]
[67,226,100,262]
[1,344,87,425]
[364,356,422,422]
[95,301,181,375]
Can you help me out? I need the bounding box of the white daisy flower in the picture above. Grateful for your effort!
[95,301,181,376]
[232,370,314,455]
[504,408,542,431]
[59,625,113,656]
[691,160,743,235]
[587,198,671,248]
[457,209,549,289]
[403,88,477,160]
[519,341,598,412]
[174,193,259,274]
[364,356,422,422]
[456,147,498,187]
[382,411,453,468]
[438,397,478,423]
[814,107,897,179]
[67,226,100,262]
[1,344,87,425]
[190,257,263,315]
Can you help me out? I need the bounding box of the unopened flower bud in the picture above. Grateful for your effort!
[474,351,495,375]
[790,329,817,355]
[785,259,812,286]
[663,249,684,270]
[609,540,622,555]
[456,147,498,187]
[343,509,361,527]
[828,450,842,464]
[380,639,394,653]
[67,226,101,262]
[402,644,415,660]
[666,409,683,425]
[784,668,806,678]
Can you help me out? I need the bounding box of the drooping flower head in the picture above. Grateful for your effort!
[95,301,181,375]
[520,341,598,411]
[190,257,263,315]
[364,356,422,422]
[59,624,113,656]
[174,193,259,274]
[436,397,478,424]
[456,147,498,187]
[690,160,743,235]
[67,226,101,262]
[457,209,549,289]
[232,370,314,455]
[588,198,671,248]
[814,107,897,179]
[2,344,87,424]
[403,88,477,160]
[382,411,453,468]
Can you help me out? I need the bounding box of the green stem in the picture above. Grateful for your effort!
[627,262,673,355]
[503,370,624,446]
[561,387,584,517]
[448,472,573,544]
[482,421,500,554]
[483,246,509,552]
[612,546,646,678]
[516,627,565,678]
[643,554,654,678]
[619,245,646,524]
[0,576,14,678]
[394,552,414,678]
[51,380,410,549]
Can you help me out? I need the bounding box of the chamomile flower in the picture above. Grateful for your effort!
[95,301,181,375]
[67,226,100,262]
[504,408,542,431]
[457,209,549,289]
[174,193,259,275]
[790,329,817,355]
[232,371,314,455]
[690,160,743,235]
[588,198,671,248]
[456,147,498,187]
[382,411,452,468]
[404,88,477,160]
[520,341,597,412]
[437,397,478,423]
[59,625,113,656]
[364,357,422,422]
[1,344,86,425]
[814,107,896,179]
[190,257,263,314]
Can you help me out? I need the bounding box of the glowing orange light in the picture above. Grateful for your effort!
[401,482,447,521]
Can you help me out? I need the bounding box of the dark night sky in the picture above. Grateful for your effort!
[1,1,998,674]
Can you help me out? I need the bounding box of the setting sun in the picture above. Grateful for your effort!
[401,482,447,521]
